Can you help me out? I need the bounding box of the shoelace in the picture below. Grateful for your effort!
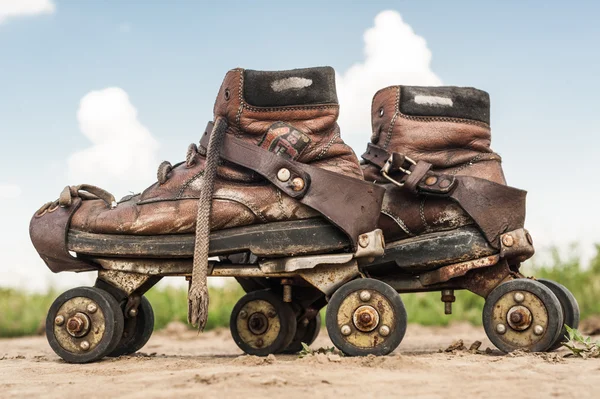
[35,184,117,216]
[187,117,228,331]
[156,140,207,185]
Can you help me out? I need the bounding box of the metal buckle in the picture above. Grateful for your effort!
[380,155,416,187]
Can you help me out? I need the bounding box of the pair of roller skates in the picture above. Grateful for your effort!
[31,67,578,363]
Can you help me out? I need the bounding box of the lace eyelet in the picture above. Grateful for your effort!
[379,107,384,117]
[224,89,231,101]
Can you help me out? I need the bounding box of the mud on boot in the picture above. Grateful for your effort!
[356,85,576,353]
[31,67,388,362]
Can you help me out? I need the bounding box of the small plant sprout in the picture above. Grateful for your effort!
[561,325,600,359]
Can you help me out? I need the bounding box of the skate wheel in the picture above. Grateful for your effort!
[283,312,321,354]
[326,278,407,356]
[108,296,154,357]
[230,290,297,356]
[483,279,563,353]
[538,279,580,350]
[46,287,124,363]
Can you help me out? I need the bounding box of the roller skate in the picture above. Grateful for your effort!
[31,67,387,363]
[351,85,579,354]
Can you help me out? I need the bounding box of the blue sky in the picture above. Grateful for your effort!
[0,0,599,290]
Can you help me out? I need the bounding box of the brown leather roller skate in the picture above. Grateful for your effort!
[31,67,389,362]
[348,85,578,354]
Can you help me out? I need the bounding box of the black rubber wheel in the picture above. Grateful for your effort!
[46,287,125,363]
[108,296,154,357]
[326,278,407,356]
[483,279,564,353]
[538,279,580,350]
[230,290,297,356]
[283,312,321,354]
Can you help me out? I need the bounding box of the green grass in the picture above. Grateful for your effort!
[1,245,599,338]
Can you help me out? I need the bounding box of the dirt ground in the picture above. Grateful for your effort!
[1,322,598,399]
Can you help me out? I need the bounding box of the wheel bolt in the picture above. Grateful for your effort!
[379,325,390,337]
[255,338,264,348]
[267,310,277,319]
[533,325,544,336]
[80,341,90,351]
[341,325,351,336]
[239,310,248,319]
[128,308,138,317]
[496,323,507,334]
[510,312,523,324]
[514,292,525,303]
[87,303,97,313]
[359,291,371,302]
[54,315,65,326]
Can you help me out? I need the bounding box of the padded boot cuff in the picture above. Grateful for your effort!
[399,86,490,124]
[243,67,338,107]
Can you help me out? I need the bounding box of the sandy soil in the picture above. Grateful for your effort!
[0,322,598,399]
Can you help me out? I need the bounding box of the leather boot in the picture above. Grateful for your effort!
[67,67,363,235]
[361,85,508,242]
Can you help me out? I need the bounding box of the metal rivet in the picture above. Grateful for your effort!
[439,179,452,189]
[359,291,372,302]
[496,323,507,334]
[424,176,438,186]
[502,235,514,247]
[277,168,290,182]
[358,234,370,248]
[341,325,351,336]
[224,88,231,101]
[379,325,390,337]
[255,338,264,347]
[379,107,384,117]
[87,304,97,314]
[128,308,138,317]
[239,310,248,320]
[533,325,544,336]
[80,341,90,351]
[267,310,277,319]
[54,315,65,326]
[514,292,525,303]
[291,177,305,191]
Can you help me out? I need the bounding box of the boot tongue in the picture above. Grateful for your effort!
[258,121,311,161]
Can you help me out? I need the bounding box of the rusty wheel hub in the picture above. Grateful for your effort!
[335,288,396,349]
[248,312,269,335]
[53,297,107,354]
[235,299,281,350]
[507,305,532,331]
[352,305,380,332]
[66,312,91,338]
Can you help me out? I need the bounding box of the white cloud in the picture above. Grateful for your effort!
[68,88,160,197]
[337,10,442,152]
[0,183,21,199]
[0,0,55,24]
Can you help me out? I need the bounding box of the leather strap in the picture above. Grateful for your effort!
[361,144,527,249]
[202,122,385,249]
[29,198,98,273]
[361,143,390,169]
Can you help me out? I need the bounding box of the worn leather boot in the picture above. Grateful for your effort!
[362,85,506,242]
[69,67,362,235]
